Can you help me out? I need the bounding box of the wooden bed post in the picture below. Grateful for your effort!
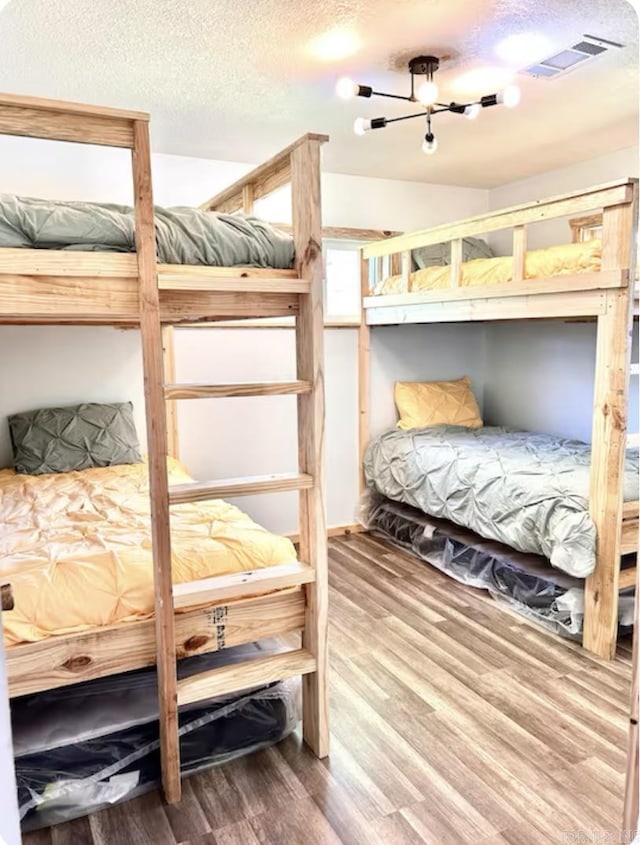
[359,254,371,493]
[291,136,329,758]
[584,189,638,660]
[131,120,181,802]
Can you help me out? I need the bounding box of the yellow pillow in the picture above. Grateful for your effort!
[394,376,483,430]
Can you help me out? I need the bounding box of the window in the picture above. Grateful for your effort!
[323,239,363,324]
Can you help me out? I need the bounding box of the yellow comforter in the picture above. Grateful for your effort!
[374,239,602,295]
[0,459,296,646]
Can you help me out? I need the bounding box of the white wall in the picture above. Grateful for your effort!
[484,145,639,442]
[0,134,488,535]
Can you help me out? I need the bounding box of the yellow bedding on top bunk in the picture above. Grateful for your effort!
[373,238,602,296]
[0,458,296,646]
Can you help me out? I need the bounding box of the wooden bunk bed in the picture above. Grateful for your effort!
[358,178,639,661]
[0,93,329,804]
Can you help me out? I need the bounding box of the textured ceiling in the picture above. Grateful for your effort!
[0,0,637,186]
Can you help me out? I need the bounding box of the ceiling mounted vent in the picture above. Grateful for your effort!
[522,34,623,79]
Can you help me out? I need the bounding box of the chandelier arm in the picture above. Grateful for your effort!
[370,90,415,102]
[384,111,429,125]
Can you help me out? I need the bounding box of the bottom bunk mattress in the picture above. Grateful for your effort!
[363,495,635,638]
[0,458,297,645]
[364,425,639,579]
[13,641,299,831]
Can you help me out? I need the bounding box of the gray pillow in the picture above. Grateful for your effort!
[8,402,141,475]
[412,236,493,270]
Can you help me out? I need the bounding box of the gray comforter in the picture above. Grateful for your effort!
[364,425,640,578]
[0,194,294,268]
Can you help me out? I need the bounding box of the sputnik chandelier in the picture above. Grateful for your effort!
[336,55,520,154]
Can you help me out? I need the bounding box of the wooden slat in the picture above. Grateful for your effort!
[132,119,180,803]
[291,138,330,760]
[0,91,148,120]
[242,184,255,215]
[512,225,527,283]
[272,224,402,241]
[365,290,608,326]
[0,280,301,325]
[0,104,135,148]
[162,326,180,460]
[159,290,301,323]
[6,590,306,698]
[169,472,313,504]
[158,273,308,294]
[177,648,316,707]
[363,180,635,259]
[164,380,312,399]
[1,584,14,612]
[618,568,637,590]
[0,250,299,279]
[400,250,411,293]
[173,562,315,610]
[200,133,329,213]
[0,248,139,277]
[364,270,626,310]
[584,193,638,660]
[450,239,462,288]
[623,501,639,519]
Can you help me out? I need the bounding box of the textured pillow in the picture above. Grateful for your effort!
[9,402,141,475]
[412,236,493,270]
[394,377,483,431]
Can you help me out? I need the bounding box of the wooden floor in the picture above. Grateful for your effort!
[23,532,633,845]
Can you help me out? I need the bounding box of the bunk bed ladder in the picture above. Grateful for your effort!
[133,132,329,803]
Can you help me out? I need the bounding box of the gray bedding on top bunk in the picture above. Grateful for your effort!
[0,194,294,268]
[363,425,640,578]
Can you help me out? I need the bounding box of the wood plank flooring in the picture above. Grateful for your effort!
[23,533,633,845]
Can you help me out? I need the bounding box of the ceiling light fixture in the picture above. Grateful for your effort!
[337,55,521,154]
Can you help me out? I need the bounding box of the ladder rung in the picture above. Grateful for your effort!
[158,272,309,294]
[169,472,313,504]
[627,433,640,448]
[619,567,637,590]
[173,561,315,610]
[164,380,312,400]
[177,648,316,706]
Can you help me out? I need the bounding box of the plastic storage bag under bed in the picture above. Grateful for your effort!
[361,493,635,639]
[13,641,300,831]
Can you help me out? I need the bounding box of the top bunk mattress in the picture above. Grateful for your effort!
[373,239,601,296]
[0,458,297,646]
[363,425,639,578]
[0,194,294,269]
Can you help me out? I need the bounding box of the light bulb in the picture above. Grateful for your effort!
[497,85,521,108]
[464,103,481,120]
[422,133,438,155]
[354,117,371,136]
[336,77,358,100]
[416,80,439,106]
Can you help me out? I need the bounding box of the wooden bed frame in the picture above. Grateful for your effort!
[358,178,639,661]
[0,93,329,804]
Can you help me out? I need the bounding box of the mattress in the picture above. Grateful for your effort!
[363,425,639,578]
[363,495,635,638]
[0,458,297,645]
[0,193,294,269]
[373,239,601,295]
[13,641,299,831]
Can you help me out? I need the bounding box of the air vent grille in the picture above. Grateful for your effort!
[522,34,623,79]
